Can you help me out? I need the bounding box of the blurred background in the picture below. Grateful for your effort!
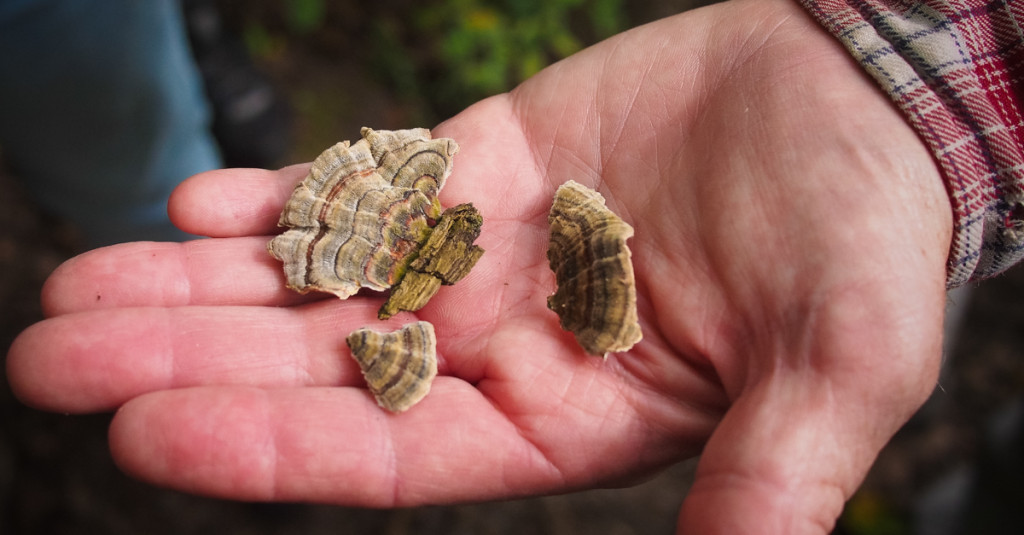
[2,0,1022,533]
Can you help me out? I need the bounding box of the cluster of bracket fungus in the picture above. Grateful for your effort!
[268,128,456,300]
[270,130,642,413]
[546,180,642,357]
[269,128,480,412]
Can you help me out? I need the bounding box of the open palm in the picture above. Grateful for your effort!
[8,1,955,532]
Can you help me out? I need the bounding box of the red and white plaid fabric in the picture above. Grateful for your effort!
[798,0,1024,287]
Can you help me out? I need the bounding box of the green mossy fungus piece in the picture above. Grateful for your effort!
[379,203,485,319]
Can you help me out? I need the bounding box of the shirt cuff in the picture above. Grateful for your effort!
[797,0,1024,287]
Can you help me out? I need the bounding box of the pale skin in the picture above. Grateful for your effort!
[6,1,955,533]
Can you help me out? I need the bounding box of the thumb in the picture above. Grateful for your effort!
[677,381,866,533]
[677,336,942,533]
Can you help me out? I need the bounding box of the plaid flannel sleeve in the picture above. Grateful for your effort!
[796,0,1024,287]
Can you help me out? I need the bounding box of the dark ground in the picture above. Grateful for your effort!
[3,1,1024,533]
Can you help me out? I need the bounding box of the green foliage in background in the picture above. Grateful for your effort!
[238,0,623,120]
[839,491,909,535]
[240,0,327,60]
[284,0,326,35]
[373,0,624,117]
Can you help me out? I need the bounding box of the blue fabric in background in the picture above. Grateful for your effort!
[0,0,221,246]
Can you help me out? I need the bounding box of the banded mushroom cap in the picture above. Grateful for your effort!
[268,128,459,299]
[346,321,438,413]
[546,180,642,356]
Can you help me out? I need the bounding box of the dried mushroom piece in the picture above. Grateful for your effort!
[379,203,485,319]
[363,128,453,201]
[547,180,642,356]
[346,321,438,413]
[268,128,459,299]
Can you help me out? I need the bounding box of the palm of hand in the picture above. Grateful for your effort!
[8,1,953,532]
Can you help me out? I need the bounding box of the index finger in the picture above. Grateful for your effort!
[169,164,309,238]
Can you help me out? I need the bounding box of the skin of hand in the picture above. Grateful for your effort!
[6,0,954,533]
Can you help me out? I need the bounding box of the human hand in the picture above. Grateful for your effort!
[7,0,953,532]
